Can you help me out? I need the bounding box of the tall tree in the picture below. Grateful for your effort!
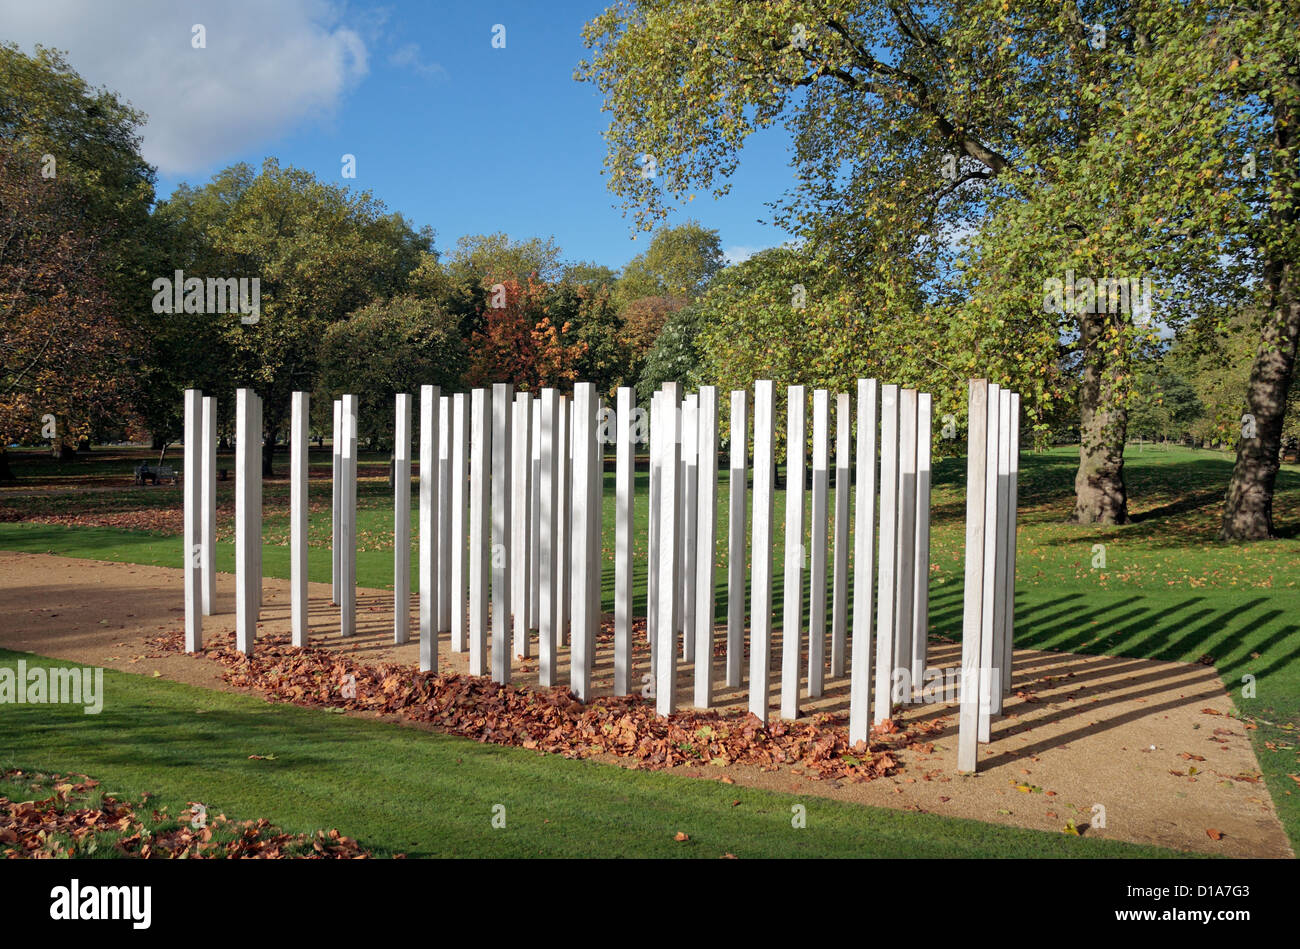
[1172,307,1300,451]
[563,261,619,289]
[1084,0,1300,535]
[1206,3,1300,538]
[317,295,466,449]
[577,1,1272,525]
[0,44,155,297]
[615,220,724,306]
[445,233,565,287]
[1127,367,1203,443]
[545,281,629,395]
[622,294,686,367]
[153,159,433,472]
[0,45,153,477]
[0,145,133,476]
[465,277,588,390]
[637,301,706,404]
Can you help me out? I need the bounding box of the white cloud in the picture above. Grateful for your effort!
[388,42,446,79]
[0,0,368,175]
[723,245,761,265]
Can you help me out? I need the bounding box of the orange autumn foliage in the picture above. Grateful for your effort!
[466,276,588,390]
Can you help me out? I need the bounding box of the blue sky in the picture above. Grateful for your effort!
[1,0,797,269]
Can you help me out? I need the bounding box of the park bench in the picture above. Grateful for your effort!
[134,463,179,485]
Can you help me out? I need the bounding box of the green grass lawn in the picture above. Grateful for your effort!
[0,649,1183,858]
[2,442,1297,855]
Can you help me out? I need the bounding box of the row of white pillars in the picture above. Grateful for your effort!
[830,392,851,680]
[529,399,541,638]
[808,390,829,700]
[469,388,490,676]
[696,382,929,729]
[749,381,776,722]
[654,386,681,715]
[848,380,879,745]
[913,394,934,689]
[645,393,660,670]
[958,380,1021,772]
[439,395,452,640]
[451,393,469,654]
[183,380,967,766]
[413,384,585,684]
[556,394,571,653]
[186,386,447,662]
[869,385,936,725]
[875,385,899,724]
[209,386,442,659]
[679,393,697,663]
[417,386,438,667]
[254,395,263,613]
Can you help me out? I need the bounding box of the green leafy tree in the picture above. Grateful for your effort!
[616,220,724,306]
[0,44,155,298]
[545,281,630,396]
[638,302,707,403]
[1070,1,1299,535]
[577,0,1289,530]
[316,296,466,449]
[405,250,483,340]
[1128,367,1203,443]
[694,245,939,452]
[1171,309,1300,451]
[563,261,619,289]
[153,159,433,472]
[621,294,686,380]
[445,233,564,287]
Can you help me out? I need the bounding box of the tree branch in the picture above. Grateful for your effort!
[823,16,1013,175]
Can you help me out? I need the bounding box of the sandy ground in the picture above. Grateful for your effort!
[0,550,1291,858]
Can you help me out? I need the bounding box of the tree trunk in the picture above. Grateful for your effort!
[1220,261,1299,539]
[1221,89,1300,541]
[1071,308,1130,524]
[262,426,277,478]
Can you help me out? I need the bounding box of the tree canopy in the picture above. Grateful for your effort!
[578,0,1299,534]
[0,45,154,471]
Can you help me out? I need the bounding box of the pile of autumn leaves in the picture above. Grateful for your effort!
[0,770,368,859]
[154,631,939,782]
